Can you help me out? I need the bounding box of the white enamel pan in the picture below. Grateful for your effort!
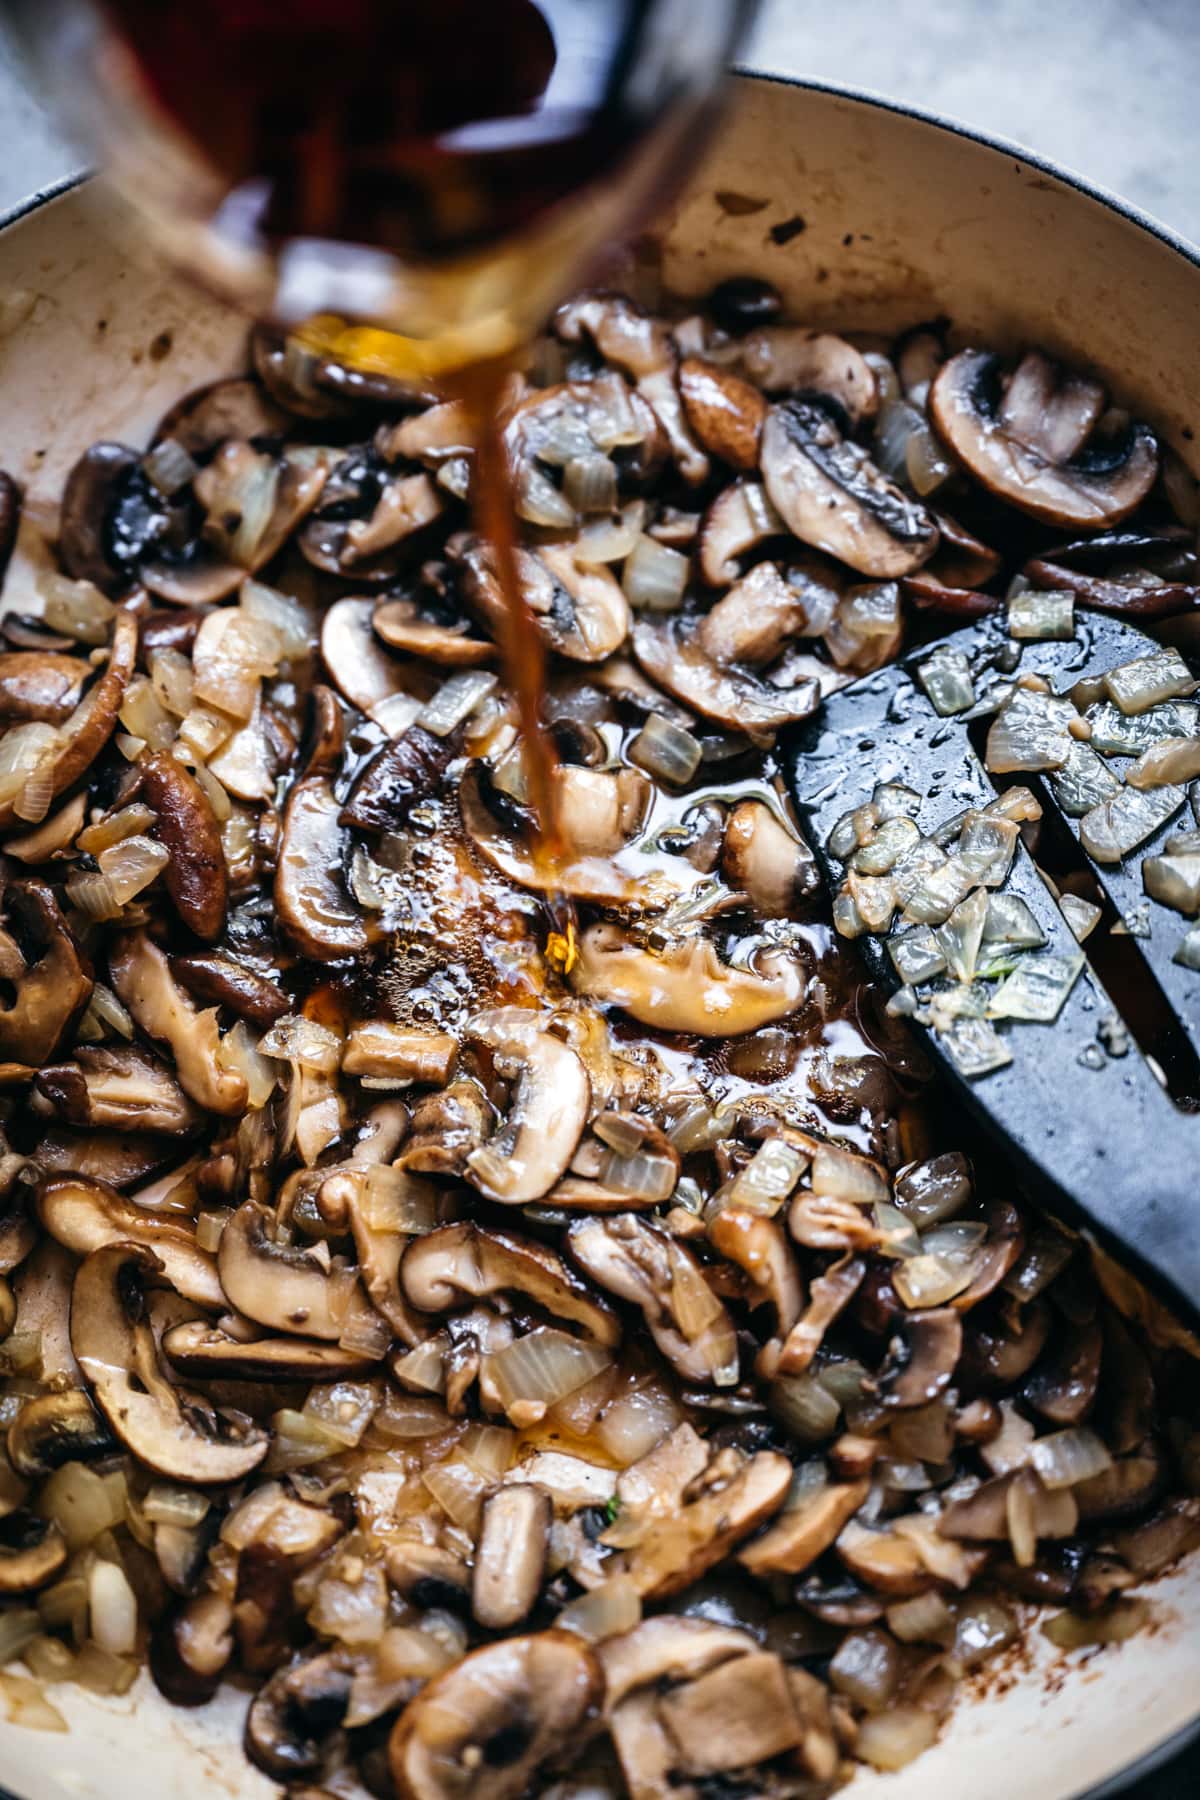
[0,71,1198,1800]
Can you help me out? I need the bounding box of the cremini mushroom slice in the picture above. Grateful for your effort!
[632,615,819,745]
[70,1242,269,1482]
[401,1223,619,1347]
[460,762,699,912]
[472,1484,551,1630]
[155,373,287,456]
[738,1478,870,1575]
[33,1044,205,1133]
[319,595,431,727]
[373,595,494,667]
[161,1320,377,1380]
[37,1173,223,1306]
[0,881,92,1066]
[929,348,1160,526]
[454,532,631,664]
[678,357,765,470]
[609,1449,792,1597]
[140,749,228,941]
[245,1646,358,1781]
[150,1592,235,1708]
[569,923,807,1036]
[7,1388,114,1478]
[657,1649,805,1777]
[58,441,142,587]
[760,399,939,578]
[555,293,709,484]
[275,777,368,960]
[388,1631,602,1800]
[218,1200,356,1342]
[343,1025,457,1085]
[599,1615,759,1713]
[740,326,880,421]
[303,468,443,577]
[697,479,783,587]
[567,1214,737,1384]
[171,953,290,1028]
[708,1210,805,1349]
[462,1009,591,1203]
[720,799,819,917]
[0,651,90,725]
[108,930,249,1115]
[696,559,822,669]
[0,1513,68,1593]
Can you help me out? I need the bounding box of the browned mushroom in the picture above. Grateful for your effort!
[7,1388,113,1478]
[760,401,939,579]
[569,923,807,1036]
[738,326,880,423]
[555,293,709,484]
[388,1632,602,1800]
[34,1044,204,1134]
[1024,1317,1103,1424]
[632,614,819,744]
[37,1173,222,1305]
[472,1485,551,1629]
[679,357,766,470]
[0,652,89,725]
[720,799,819,916]
[373,596,494,667]
[218,1200,357,1341]
[150,1592,235,1708]
[140,750,228,940]
[71,1242,269,1482]
[698,480,784,587]
[609,1449,791,1598]
[108,930,249,1115]
[171,953,290,1027]
[0,1512,68,1593]
[460,1009,591,1202]
[567,1214,737,1384]
[878,1309,963,1408]
[0,881,92,1066]
[738,1478,869,1577]
[929,349,1159,527]
[57,443,140,589]
[275,778,368,960]
[401,1223,619,1347]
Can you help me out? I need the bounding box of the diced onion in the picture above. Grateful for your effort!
[563,453,618,515]
[1080,783,1185,863]
[241,579,314,660]
[557,1575,642,1641]
[1127,735,1200,790]
[486,1328,612,1419]
[37,571,115,644]
[421,1457,489,1534]
[0,1609,40,1666]
[1029,1427,1113,1490]
[829,1628,901,1712]
[594,1381,679,1465]
[516,462,576,528]
[988,951,1083,1024]
[142,1484,210,1529]
[391,1336,448,1396]
[0,723,60,807]
[374,1625,454,1682]
[88,1559,138,1656]
[1103,647,1195,716]
[0,1672,68,1732]
[119,675,177,750]
[142,435,197,496]
[917,647,975,716]
[575,501,645,567]
[894,1153,972,1229]
[985,686,1076,772]
[812,1141,888,1207]
[417,670,497,737]
[885,1590,954,1644]
[302,1381,379,1448]
[97,834,169,904]
[893,1222,987,1307]
[1041,1598,1148,1649]
[729,1138,808,1212]
[856,1707,939,1772]
[1008,589,1075,641]
[622,535,689,612]
[361,1164,438,1234]
[458,1423,516,1480]
[947,1595,1017,1673]
[307,1561,388,1646]
[258,1013,343,1073]
[628,711,701,785]
[769,1372,842,1443]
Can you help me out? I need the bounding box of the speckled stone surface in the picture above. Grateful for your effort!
[0,4,1196,1796]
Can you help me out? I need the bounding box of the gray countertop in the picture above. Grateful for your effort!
[0,4,1196,1797]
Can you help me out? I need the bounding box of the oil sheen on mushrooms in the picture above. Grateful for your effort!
[0,275,1194,1796]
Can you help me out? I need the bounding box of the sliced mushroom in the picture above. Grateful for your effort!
[1024,1317,1103,1424]
[194,439,333,572]
[377,397,473,465]
[555,294,708,483]
[7,1388,114,1478]
[678,358,765,470]
[171,953,290,1028]
[460,763,697,912]
[0,880,92,1066]
[658,1649,804,1776]
[108,930,249,1115]
[567,1214,736,1384]
[697,560,820,668]
[462,1009,590,1203]
[0,608,136,833]
[343,1025,457,1084]
[155,374,286,456]
[0,652,89,725]
[58,442,140,588]
[738,1478,869,1577]
[454,532,631,665]
[37,1173,222,1306]
[218,1200,355,1342]
[319,596,431,726]
[71,1242,268,1481]
[0,1513,67,1593]
[401,1080,496,1176]
[760,400,939,578]
[33,1128,177,1191]
[776,1257,867,1376]
[303,468,443,578]
[385,1540,471,1608]
[373,596,494,667]
[632,615,819,744]
[333,1169,431,1350]
[720,799,819,917]
[929,349,1159,526]
[707,1211,804,1345]
[834,1520,939,1596]
[245,1647,358,1781]
[140,553,244,606]
[275,778,368,961]
[388,1631,602,1800]
[162,1321,376,1380]
[739,327,880,423]
[611,1449,791,1598]
[1075,1440,1169,1524]
[600,1616,758,1712]
[150,1592,235,1708]
[34,1044,204,1134]
[139,749,228,941]
[938,1469,1077,1542]
[698,480,784,587]
[878,1309,963,1408]
[472,1484,551,1630]
[570,923,807,1037]
[402,1223,619,1347]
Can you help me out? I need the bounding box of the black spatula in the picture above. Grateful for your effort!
[782,609,1200,1330]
